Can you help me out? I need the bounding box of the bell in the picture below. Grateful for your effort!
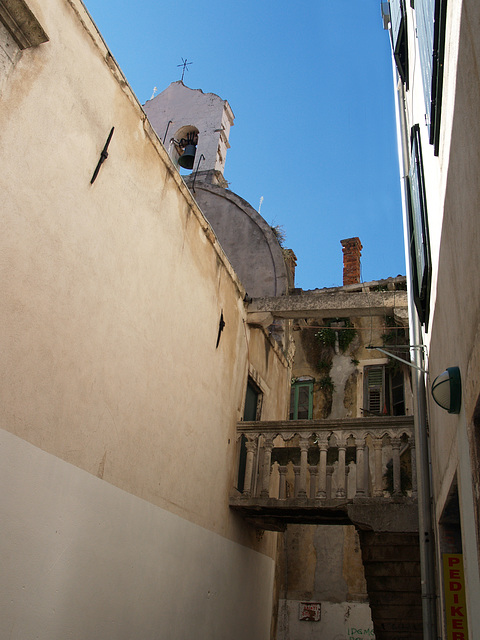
[178,144,196,170]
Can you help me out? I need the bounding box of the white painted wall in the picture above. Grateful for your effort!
[389,0,480,633]
[1,430,275,640]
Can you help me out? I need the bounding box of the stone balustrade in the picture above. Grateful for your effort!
[235,416,416,503]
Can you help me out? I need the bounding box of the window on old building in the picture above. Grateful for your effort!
[415,0,448,153]
[406,124,431,326]
[290,379,313,420]
[237,378,263,492]
[364,365,405,416]
[243,378,262,422]
[365,366,385,414]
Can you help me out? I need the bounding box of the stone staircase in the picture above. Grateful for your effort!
[358,531,423,640]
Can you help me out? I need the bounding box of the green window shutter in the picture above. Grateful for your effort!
[290,381,313,420]
[365,366,385,415]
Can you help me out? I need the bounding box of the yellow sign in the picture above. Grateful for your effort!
[443,554,469,640]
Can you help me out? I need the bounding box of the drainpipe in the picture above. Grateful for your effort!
[411,316,438,640]
[391,53,438,640]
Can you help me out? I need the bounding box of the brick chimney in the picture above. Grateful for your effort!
[341,237,362,285]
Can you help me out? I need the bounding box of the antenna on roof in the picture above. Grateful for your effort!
[177,58,193,82]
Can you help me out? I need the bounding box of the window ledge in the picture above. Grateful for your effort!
[0,0,48,49]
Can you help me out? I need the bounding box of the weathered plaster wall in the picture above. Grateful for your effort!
[276,525,372,640]
[0,0,291,636]
[292,312,412,421]
[283,525,367,602]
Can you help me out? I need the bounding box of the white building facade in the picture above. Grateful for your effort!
[383,0,480,638]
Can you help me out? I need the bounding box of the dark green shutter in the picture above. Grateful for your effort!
[290,382,313,420]
[366,367,385,414]
[238,381,261,492]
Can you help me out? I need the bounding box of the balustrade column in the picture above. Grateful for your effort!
[260,438,274,497]
[373,437,384,497]
[298,438,309,498]
[293,466,300,497]
[391,437,402,496]
[309,466,318,498]
[316,439,328,499]
[278,465,288,499]
[355,437,366,497]
[345,465,351,496]
[243,438,257,497]
[326,465,334,500]
[410,438,417,497]
[336,441,346,498]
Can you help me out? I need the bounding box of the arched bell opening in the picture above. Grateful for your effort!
[171,125,199,171]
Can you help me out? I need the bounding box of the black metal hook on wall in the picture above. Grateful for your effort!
[163,120,172,144]
[90,127,114,184]
[191,153,205,193]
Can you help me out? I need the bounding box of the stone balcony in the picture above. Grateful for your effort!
[230,416,423,639]
[229,416,417,531]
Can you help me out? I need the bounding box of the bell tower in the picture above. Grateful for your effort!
[143,81,234,185]
[144,80,289,300]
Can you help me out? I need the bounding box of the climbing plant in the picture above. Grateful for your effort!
[315,318,357,353]
[318,374,335,393]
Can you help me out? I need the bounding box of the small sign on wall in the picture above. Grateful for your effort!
[443,554,469,639]
[299,602,321,621]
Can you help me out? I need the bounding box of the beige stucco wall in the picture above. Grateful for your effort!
[0,0,291,636]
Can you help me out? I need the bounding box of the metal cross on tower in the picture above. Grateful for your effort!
[177,58,193,82]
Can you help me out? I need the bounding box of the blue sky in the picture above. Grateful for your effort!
[83,0,404,290]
